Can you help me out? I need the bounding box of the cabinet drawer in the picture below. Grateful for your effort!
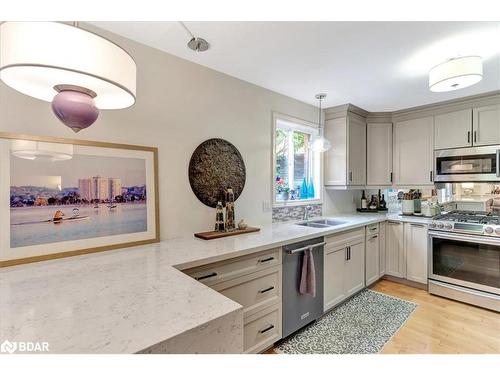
[184,248,281,286]
[243,304,281,354]
[212,266,281,319]
[366,223,379,236]
[325,227,364,248]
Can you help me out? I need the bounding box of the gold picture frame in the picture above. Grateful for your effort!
[0,132,160,267]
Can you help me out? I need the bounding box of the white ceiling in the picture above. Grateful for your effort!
[90,21,500,111]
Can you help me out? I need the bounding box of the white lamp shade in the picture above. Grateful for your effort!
[311,135,331,152]
[11,140,73,161]
[429,56,483,92]
[0,22,136,109]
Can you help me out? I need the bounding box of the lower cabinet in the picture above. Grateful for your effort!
[384,220,428,285]
[385,220,405,278]
[184,248,282,353]
[365,230,380,286]
[324,228,365,311]
[404,222,428,284]
[379,222,386,276]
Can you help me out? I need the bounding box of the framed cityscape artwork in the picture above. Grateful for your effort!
[0,133,159,267]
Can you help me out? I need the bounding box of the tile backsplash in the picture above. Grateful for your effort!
[272,204,322,223]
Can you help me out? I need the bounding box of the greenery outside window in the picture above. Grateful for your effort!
[274,115,321,205]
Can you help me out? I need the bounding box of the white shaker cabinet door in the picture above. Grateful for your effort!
[365,233,380,286]
[367,122,393,186]
[324,246,346,312]
[385,221,405,278]
[344,240,366,297]
[404,222,428,284]
[434,109,472,150]
[347,116,367,186]
[393,116,434,186]
[379,222,386,277]
[473,104,500,146]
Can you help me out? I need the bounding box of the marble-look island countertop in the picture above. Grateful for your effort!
[0,212,416,354]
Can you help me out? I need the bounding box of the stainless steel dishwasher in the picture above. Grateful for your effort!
[282,236,324,338]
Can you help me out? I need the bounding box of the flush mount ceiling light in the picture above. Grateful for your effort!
[10,140,74,161]
[0,22,137,132]
[311,93,331,153]
[429,56,483,92]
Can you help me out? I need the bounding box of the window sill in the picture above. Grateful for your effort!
[273,198,322,208]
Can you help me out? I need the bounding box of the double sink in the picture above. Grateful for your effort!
[296,219,347,228]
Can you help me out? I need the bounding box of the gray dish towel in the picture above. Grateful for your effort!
[299,248,316,297]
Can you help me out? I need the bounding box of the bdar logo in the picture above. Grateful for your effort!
[1,340,17,354]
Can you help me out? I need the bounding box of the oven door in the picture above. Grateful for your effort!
[428,231,500,295]
[434,145,500,182]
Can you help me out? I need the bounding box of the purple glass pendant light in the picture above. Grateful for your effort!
[51,85,99,133]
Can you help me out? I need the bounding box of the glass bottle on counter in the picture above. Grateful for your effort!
[225,188,236,232]
[361,190,368,209]
[214,201,225,232]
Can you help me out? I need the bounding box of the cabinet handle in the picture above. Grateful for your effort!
[370,235,378,240]
[387,221,401,225]
[258,324,275,334]
[430,171,433,182]
[195,272,217,281]
[345,247,348,261]
[410,223,425,227]
[390,172,393,183]
[349,171,353,182]
[347,246,351,260]
[258,256,275,263]
[474,131,477,144]
[258,286,275,294]
[467,131,471,144]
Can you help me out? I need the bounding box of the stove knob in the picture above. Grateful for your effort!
[429,223,436,228]
[484,226,494,234]
[437,223,444,229]
[445,223,453,229]
[495,228,500,235]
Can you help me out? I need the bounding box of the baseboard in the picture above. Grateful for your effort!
[381,275,428,291]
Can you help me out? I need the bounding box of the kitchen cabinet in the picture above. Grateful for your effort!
[324,114,366,187]
[393,116,434,186]
[434,109,472,150]
[367,122,393,186]
[385,220,405,278]
[404,222,428,284]
[365,231,380,286]
[379,222,386,277]
[323,228,365,311]
[473,104,500,146]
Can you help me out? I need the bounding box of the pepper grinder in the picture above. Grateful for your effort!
[225,188,236,231]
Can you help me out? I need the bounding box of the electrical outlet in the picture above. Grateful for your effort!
[262,201,272,212]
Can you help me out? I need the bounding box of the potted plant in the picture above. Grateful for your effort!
[275,176,290,201]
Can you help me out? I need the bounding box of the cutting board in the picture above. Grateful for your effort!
[194,227,260,240]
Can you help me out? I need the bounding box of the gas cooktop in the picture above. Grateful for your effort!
[430,210,500,237]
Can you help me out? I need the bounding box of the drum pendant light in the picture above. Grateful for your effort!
[311,93,331,152]
[0,22,137,132]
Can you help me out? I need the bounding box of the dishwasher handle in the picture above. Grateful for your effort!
[286,241,326,254]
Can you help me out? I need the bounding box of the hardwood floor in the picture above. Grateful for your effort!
[372,279,500,354]
[267,279,500,354]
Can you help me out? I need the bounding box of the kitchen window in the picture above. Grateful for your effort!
[273,115,321,205]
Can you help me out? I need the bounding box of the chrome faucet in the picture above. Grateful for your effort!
[303,205,313,220]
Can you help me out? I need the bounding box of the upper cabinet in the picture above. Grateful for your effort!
[434,105,500,150]
[393,116,434,186]
[367,122,393,186]
[473,104,500,146]
[434,109,472,149]
[324,113,366,188]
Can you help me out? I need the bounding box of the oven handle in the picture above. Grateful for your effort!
[428,230,500,246]
[496,149,499,177]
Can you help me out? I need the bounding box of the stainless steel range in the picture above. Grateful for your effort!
[428,211,500,311]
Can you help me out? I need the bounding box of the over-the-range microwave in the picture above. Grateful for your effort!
[434,145,500,182]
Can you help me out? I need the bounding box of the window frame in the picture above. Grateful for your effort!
[272,112,323,208]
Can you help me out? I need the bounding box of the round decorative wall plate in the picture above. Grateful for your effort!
[188,138,246,208]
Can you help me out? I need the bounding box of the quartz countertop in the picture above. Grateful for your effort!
[0,212,420,354]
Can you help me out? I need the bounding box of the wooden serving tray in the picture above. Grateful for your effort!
[194,227,260,240]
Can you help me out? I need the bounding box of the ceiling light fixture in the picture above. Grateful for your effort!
[10,140,74,161]
[179,22,210,52]
[0,22,137,132]
[311,93,331,153]
[429,56,483,92]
